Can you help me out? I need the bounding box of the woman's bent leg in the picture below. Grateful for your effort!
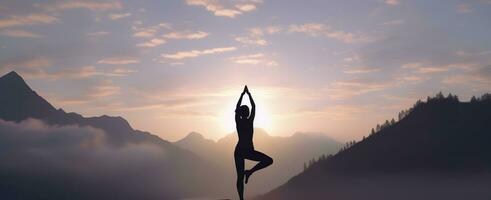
[244,150,273,183]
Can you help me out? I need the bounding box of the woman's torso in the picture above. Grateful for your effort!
[236,119,254,149]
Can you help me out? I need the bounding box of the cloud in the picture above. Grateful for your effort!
[385,0,400,6]
[170,62,185,66]
[297,104,376,120]
[0,57,52,78]
[93,88,220,115]
[328,78,395,99]
[234,26,282,46]
[137,38,166,47]
[89,80,120,97]
[48,66,136,79]
[1,58,135,80]
[161,46,237,60]
[105,68,138,76]
[0,118,186,199]
[133,23,207,48]
[98,57,140,65]
[185,0,262,18]
[0,14,58,28]
[229,53,278,66]
[86,31,110,36]
[401,62,477,74]
[0,29,43,38]
[442,65,491,90]
[133,28,158,38]
[162,31,209,40]
[234,36,268,46]
[456,3,472,13]
[37,1,122,12]
[455,50,491,57]
[108,12,132,20]
[343,67,381,74]
[235,4,257,12]
[383,19,404,26]
[288,23,376,43]
[288,23,326,36]
[52,66,99,79]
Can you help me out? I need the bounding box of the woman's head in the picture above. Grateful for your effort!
[238,105,250,119]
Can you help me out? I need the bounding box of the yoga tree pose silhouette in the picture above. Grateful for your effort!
[234,85,273,200]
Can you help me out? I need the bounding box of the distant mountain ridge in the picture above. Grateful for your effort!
[258,93,491,200]
[0,71,227,199]
[174,128,342,196]
[0,71,162,145]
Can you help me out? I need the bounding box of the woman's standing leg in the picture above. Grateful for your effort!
[234,150,245,200]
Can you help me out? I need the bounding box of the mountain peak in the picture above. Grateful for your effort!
[176,132,216,146]
[0,71,30,90]
[184,132,205,140]
[0,71,57,122]
[3,71,22,79]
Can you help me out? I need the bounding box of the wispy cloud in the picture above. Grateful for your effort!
[0,29,43,38]
[133,23,208,48]
[343,67,381,74]
[137,38,166,47]
[132,23,171,47]
[0,14,58,28]
[51,66,137,79]
[161,46,237,60]
[401,62,477,74]
[455,50,491,57]
[105,68,138,77]
[382,19,404,26]
[37,1,122,12]
[134,29,157,38]
[163,31,209,40]
[86,31,110,37]
[385,0,400,6]
[296,104,376,120]
[234,26,282,46]
[1,57,52,80]
[328,78,395,99]
[98,57,140,65]
[229,53,278,66]
[442,65,491,90]
[1,57,52,71]
[235,3,257,12]
[1,57,135,80]
[108,12,132,20]
[234,36,268,46]
[88,80,121,97]
[456,3,472,13]
[288,23,377,43]
[185,0,262,18]
[55,66,136,78]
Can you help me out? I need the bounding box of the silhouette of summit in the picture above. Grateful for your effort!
[177,132,212,144]
[0,71,58,122]
[0,71,227,199]
[258,93,491,200]
[175,128,342,196]
[0,71,161,144]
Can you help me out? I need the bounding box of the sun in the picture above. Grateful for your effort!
[221,102,273,134]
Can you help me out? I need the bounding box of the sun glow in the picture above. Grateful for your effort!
[221,104,273,133]
[221,91,274,134]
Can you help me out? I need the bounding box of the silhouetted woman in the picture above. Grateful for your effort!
[234,85,273,200]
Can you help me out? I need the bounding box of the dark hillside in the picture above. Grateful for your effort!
[259,93,491,200]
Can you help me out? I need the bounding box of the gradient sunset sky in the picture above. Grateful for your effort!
[1,0,490,141]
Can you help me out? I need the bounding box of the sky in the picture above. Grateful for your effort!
[1,0,490,142]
